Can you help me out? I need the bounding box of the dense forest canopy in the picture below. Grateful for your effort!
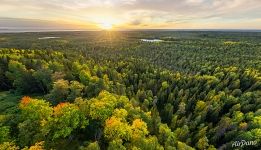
[0,31,260,150]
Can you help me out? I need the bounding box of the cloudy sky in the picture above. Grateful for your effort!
[0,0,261,30]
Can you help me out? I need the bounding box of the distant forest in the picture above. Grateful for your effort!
[0,31,260,150]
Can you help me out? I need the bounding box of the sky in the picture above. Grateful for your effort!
[0,0,261,30]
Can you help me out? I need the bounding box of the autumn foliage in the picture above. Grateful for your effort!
[20,96,31,107]
[1,31,260,149]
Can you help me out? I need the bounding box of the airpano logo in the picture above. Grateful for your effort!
[232,140,257,148]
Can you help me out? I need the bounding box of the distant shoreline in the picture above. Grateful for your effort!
[0,29,261,33]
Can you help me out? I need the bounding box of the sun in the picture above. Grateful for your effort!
[100,22,113,30]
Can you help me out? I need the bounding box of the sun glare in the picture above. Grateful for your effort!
[100,22,113,30]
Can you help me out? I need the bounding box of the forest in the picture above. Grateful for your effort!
[0,31,260,150]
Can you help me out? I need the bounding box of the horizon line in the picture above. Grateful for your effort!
[1,28,261,33]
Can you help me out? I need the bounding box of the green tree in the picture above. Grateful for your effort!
[33,68,52,94]
[177,141,194,150]
[196,136,209,150]
[104,116,131,141]
[80,141,100,150]
[67,81,84,102]
[6,60,39,94]
[47,79,70,104]
[108,139,126,150]
[18,97,52,147]
[43,103,88,140]
[0,142,19,150]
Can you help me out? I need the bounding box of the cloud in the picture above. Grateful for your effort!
[0,0,260,29]
[0,18,96,30]
[186,0,205,4]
